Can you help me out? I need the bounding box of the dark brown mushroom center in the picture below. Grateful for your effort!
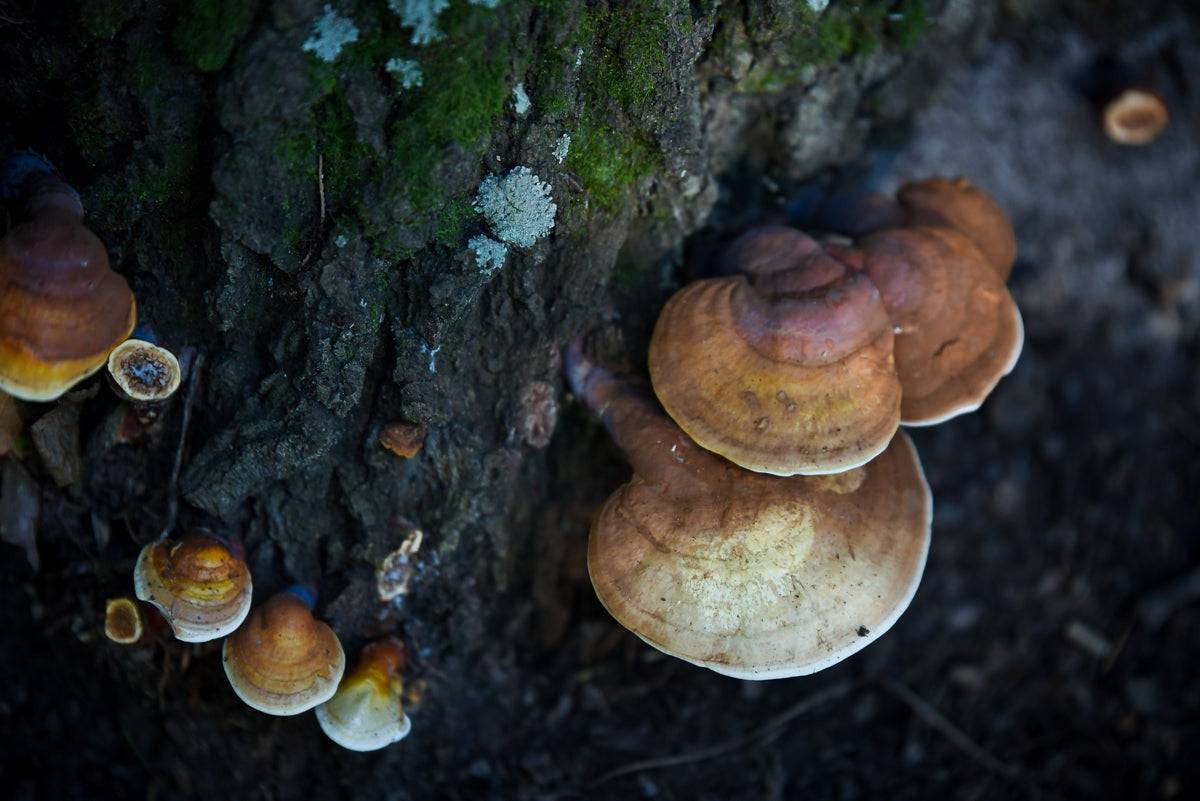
[120,352,171,391]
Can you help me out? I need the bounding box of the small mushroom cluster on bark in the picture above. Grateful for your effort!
[572,177,1023,679]
[0,153,413,752]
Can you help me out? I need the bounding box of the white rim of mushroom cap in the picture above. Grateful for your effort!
[106,338,181,403]
[316,690,412,752]
[133,537,253,643]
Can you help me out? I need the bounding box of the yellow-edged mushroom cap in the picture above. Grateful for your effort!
[134,534,253,643]
[316,638,412,751]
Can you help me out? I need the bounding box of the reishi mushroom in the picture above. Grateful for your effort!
[222,589,345,716]
[0,152,136,401]
[106,339,181,404]
[851,225,1023,425]
[134,533,253,643]
[104,597,145,645]
[1102,88,1169,146]
[315,637,412,751]
[648,227,902,476]
[569,343,931,679]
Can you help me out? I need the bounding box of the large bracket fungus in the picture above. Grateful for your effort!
[134,534,254,643]
[648,227,902,476]
[316,638,413,752]
[0,153,136,401]
[569,344,931,679]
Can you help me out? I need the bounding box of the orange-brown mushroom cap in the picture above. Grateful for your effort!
[648,228,901,476]
[857,226,1023,426]
[222,592,345,716]
[134,534,253,643]
[0,209,136,401]
[571,351,930,679]
[104,597,144,645]
[897,177,1017,281]
[1102,88,1169,147]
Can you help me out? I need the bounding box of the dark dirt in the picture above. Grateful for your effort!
[1,1,1198,800]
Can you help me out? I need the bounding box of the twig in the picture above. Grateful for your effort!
[876,678,1040,795]
[592,681,856,787]
[300,153,326,267]
[158,350,204,540]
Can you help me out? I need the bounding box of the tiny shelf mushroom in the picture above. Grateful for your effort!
[648,227,902,476]
[106,339,181,404]
[134,533,253,643]
[222,590,345,716]
[316,637,412,752]
[0,152,136,401]
[569,343,931,679]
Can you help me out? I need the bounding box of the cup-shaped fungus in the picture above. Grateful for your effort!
[1102,88,1169,146]
[106,339,181,404]
[316,638,412,751]
[569,345,930,679]
[134,534,253,642]
[104,597,145,645]
[854,225,1023,426]
[0,153,136,401]
[223,590,345,716]
[648,227,901,476]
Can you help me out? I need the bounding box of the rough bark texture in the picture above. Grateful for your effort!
[2,1,1199,799]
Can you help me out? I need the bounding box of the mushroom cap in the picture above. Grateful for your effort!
[859,226,1023,426]
[104,597,144,645]
[588,431,931,679]
[897,177,1017,281]
[0,211,136,401]
[107,339,181,403]
[222,592,345,716]
[316,638,412,752]
[1102,88,1169,147]
[134,534,253,643]
[649,228,901,476]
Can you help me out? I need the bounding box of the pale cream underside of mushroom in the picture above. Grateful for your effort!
[900,302,1024,428]
[132,543,253,643]
[315,683,412,752]
[222,638,346,716]
[590,434,932,679]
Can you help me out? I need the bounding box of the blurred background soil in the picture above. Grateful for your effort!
[0,1,1197,799]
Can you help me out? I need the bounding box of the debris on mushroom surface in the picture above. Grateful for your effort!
[649,227,901,475]
[316,638,413,752]
[379,421,427,458]
[222,590,346,716]
[376,525,425,603]
[568,342,931,679]
[106,339,181,404]
[134,534,253,643]
[0,152,136,402]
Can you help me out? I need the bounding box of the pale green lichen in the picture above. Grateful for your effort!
[302,5,359,63]
[512,83,531,115]
[468,234,508,274]
[389,0,450,46]
[386,57,424,89]
[473,167,556,248]
[552,133,570,164]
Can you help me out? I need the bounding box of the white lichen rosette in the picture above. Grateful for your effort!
[473,167,557,248]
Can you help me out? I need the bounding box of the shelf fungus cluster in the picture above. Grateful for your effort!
[576,177,1022,679]
[116,533,415,751]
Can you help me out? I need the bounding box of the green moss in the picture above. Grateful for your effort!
[566,112,657,211]
[175,0,258,72]
[577,0,668,120]
[433,195,475,246]
[80,0,141,40]
[889,0,928,49]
